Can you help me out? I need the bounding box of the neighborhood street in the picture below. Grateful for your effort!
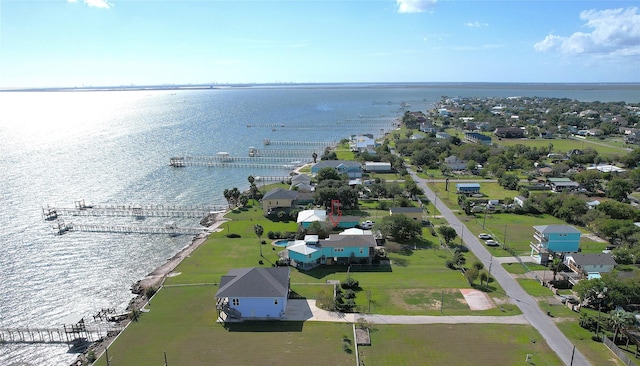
[407,168,591,366]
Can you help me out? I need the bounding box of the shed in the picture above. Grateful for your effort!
[456,183,480,194]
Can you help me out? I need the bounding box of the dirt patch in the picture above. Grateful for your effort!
[459,289,495,310]
[390,289,458,311]
[355,328,371,345]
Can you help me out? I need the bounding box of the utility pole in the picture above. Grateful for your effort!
[503,225,508,250]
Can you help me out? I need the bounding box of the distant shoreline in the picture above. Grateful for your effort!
[3,82,640,93]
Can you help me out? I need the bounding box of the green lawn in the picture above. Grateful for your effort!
[495,137,628,157]
[359,324,563,366]
[93,286,356,366]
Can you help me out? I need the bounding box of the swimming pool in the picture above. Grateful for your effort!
[273,239,290,247]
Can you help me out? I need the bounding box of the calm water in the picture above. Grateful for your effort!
[0,84,638,365]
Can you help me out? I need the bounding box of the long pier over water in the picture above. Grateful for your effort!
[51,221,207,236]
[43,201,225,220]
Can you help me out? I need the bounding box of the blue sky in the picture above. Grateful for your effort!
[1,0,639,87]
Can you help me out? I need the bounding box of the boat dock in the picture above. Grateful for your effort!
[254,176,293,182]
[248,147,319,158]
[263,139,335,146]
[0,318,122,345]
[51,220,206,236]
[42,200,225,220]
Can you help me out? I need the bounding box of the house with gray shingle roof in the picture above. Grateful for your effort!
[311,160,363,178]
[260,188,299,215]
[215,267,290,321]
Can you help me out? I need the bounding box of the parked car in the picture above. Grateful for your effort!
[361,220,375,229]
[478,233,492,240]
[485,240,499,246]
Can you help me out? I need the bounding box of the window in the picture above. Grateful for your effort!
[274,298,279,305]
[359,248,364,254]
[232,298,239,306]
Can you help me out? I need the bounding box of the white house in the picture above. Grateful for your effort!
[215,267,290,320]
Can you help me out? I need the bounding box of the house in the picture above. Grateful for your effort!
[494,127,525,138]
[284,234,377,270]
[331,215,361,229]
[514,196,527,208]
[464,132,492,145]
[389,207,423,221]
[444,156,467,170]
[296,209,327,228]
[547,178,580,192]
[587,128,603,136]
[290,174,312,192]
[587,164,626,173]
[586,200,601,209]
[435,132,451,139]
[530,225,581,264]
[350,135,377,154]
[564,253,617,285]
[261,188,298,215]
[456,183,481,194]
[311,160,363,178]
[215,267,290,320]
[364,162,393,172]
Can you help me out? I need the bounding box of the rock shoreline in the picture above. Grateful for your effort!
[71,212,227,366]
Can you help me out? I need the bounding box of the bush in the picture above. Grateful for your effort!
[267,231,276,239]
[144,286,157,299]
[341,277,359,290]
[344,289,356,299]
[445,259,456,269]
[226,233,241,238]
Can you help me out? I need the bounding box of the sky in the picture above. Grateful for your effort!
[1,0,639,87]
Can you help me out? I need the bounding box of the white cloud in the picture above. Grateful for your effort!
[534,7,640,58]
[397,0,437,14]
[464,21,488,28]
[67,0,113,9]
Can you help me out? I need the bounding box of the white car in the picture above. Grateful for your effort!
[361,220,375,229]
[485,240,499,246]
[478,233,492,240]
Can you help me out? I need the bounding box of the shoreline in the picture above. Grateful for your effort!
[72,212,228,366]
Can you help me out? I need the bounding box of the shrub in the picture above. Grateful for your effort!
[445,259,456,269]
[344,289,356,299]
[144,286,157,299]
[341,277,359,290]
[267,231,276,239]
[226,233,241,238]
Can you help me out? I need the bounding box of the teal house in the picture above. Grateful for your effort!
[284,234,377,270]
[311,160,363,178]
[530,225,581,264]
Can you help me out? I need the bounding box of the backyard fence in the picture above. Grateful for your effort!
[603,336,638,366]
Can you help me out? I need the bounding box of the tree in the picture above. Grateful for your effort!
[549,257,563,281]
[377,214,423,242]
[247,176,257,203]
[498,173,519,190]
[438,226,458,246]
[609,310,636,342]
[223,189,232,208]
[464,267,479,285]
[606,178,632,202]
[316,167,341,182]
[230,187,241,207]
[254,224,264,256]
[312,152,318,163]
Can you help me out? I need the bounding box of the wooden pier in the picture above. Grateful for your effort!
[248,147,320,158]
[254,176,293,182]
[0,319,122,345]
[52,220,206,236]
[263,139,335,146]
[43,201,225,220]
[169,159,299,170]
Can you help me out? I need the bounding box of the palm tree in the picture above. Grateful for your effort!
[254,224,264,257]
[247,176,256,203]
[230,187,241,207]
[609,310,635,342]
[550,257,563,281]
[223,189,232,208]
[312,152,318,163]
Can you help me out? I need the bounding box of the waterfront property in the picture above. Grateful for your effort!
[261,188,299,215]
[290,174,313,191]
[311,160,363,178]
[215,267,290,321]
[283,234,377,270]
[530,225,582,264]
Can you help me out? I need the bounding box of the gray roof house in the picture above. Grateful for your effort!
[215,267,290,321]
[311,160,363,178]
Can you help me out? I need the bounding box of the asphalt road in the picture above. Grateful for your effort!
[408,168,591,366]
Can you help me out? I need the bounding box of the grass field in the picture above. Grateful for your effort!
[359,324,563,366]
[495,137,629,157]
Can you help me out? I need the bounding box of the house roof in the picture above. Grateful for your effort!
[291,174,311,184]
[547,177,572,182]
[551,181,580,187]
[296,209,327,223]
[390,207,423,214]
[456,183,481,188]
[340,228,373,235]
[262,188,298,201]
[568,253,617,266]
[323,234,377,248]
[215,267,290,298]
[312,160,362,170]
[533,225,581,234]
[287,241,319,256]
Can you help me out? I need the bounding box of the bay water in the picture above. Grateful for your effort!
[0,83,638,365]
